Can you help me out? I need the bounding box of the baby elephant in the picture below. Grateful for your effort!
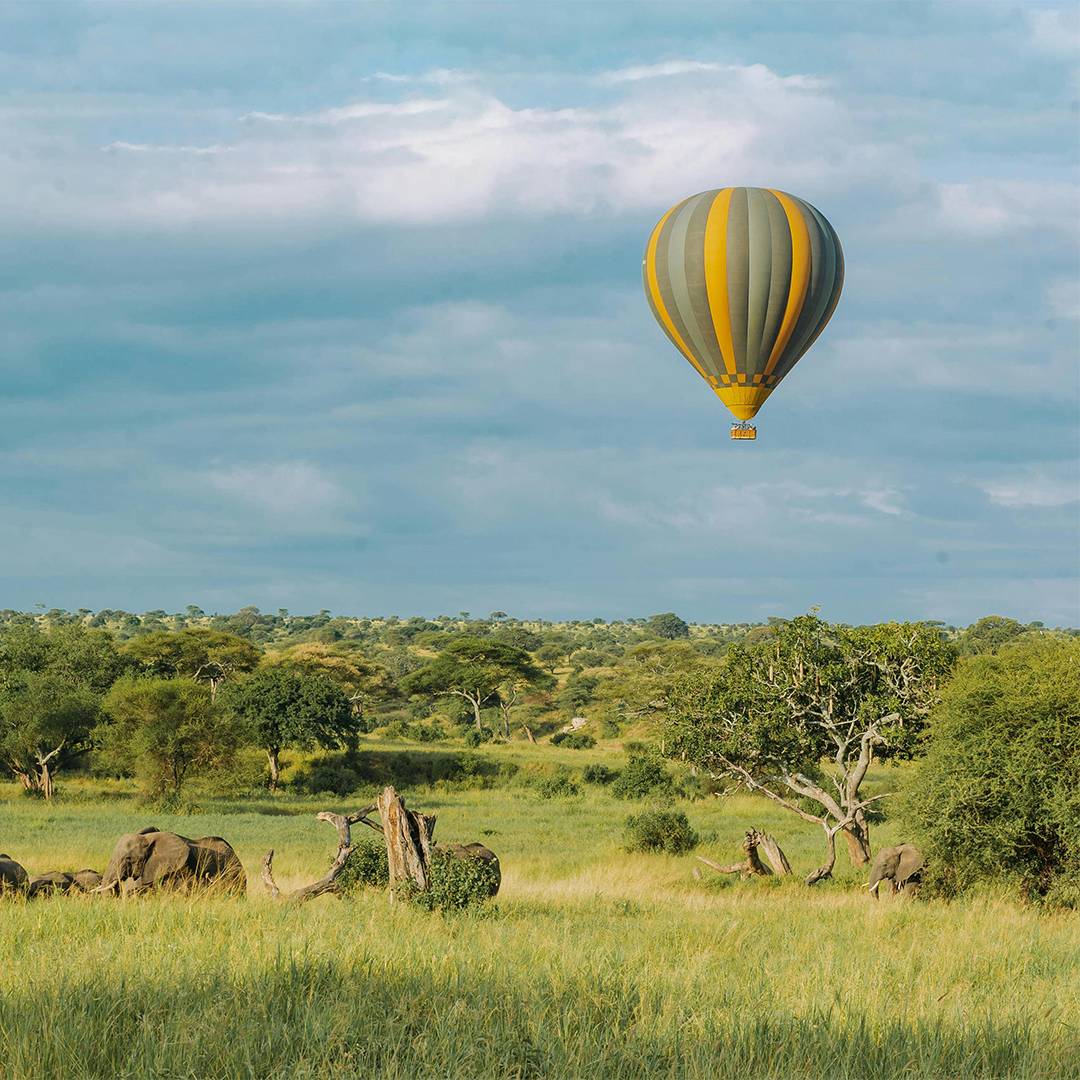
[98,827,246,896]
[867,843,925,898]
[26,869,103,898]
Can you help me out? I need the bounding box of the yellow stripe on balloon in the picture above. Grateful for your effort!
[644,205,709,382]
[703,188,737,376]
[763,190,811,378]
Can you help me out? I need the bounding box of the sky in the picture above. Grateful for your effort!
[1,1,1077,626]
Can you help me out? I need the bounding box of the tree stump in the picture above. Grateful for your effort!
[377,785,437,900]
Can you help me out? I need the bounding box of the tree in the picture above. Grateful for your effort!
[957,615,1028,655]
[97,677,245,800]
[0,622,128,797]
[0,672,100,798]
[666,615,955,883]
[904,637,1080,906]
[123,628,260,698]
[260,644,396,726]
[402,636,544,731]
[222,668,355,790]
[645,613,690,640]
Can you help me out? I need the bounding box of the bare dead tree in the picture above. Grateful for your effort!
[261,806,381,903]
[696,829,792,879]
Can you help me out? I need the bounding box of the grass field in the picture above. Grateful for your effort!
[1,740,1078,1079]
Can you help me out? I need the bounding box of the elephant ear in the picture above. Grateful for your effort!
[141,832,191,885]
[897,846,925,883]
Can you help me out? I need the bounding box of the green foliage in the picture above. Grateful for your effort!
[221,667,354,785]
[645,613,690,640]
[123,628,260,691]
[611,751,673,800]
[402,636,544,729]
[463,726,494,747]
[957,615,1030,656]
[550,730,596,749]
[623,810,699,854]
[0,673,101,793]
[582,763,618,785]
[96,677,245,799]
[337,834,390,893]
[534,767,581,799]
[413,848,500,912]
[904,638,1080,906]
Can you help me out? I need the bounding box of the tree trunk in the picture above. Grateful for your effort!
[806,828,839,886]
[267,748,281,792]
[39,761,53,801]
[841,814,871,866]
[470,698,483,730]
[377,785,436,900]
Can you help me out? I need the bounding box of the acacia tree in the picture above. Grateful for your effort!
[402,637,544,731]
[667,615,955,883]
[221,667,354,790]
[0,673,100,798]
[123,628,260,699]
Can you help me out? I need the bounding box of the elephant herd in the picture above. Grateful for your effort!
[0,826,246,899]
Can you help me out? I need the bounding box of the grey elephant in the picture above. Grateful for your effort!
[442,842,501,897]
[26,869,103,898]
[867,844,925,898]
[98,827,246,896]
[0,854,28,894]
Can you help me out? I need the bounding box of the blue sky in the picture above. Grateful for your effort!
[1,1,1077,625]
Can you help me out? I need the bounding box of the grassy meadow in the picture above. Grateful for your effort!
[1,739,1078,1079]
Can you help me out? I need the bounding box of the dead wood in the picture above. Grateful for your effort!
[261,805,380,904]
[377,785,437,901]
[696,829,792,879]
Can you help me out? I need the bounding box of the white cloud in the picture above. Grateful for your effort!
[203,462,346,515]
[978,466,1079,508]
[0,61,889,228]
[1027,8,1080,56]
[600,60,724,83]
[937,180,1079,238]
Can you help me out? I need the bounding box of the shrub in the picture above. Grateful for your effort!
[582,763,618,785]
[463,726,494,747]
[550,730,596,749]
[611,752,673,800]
[624,810,699,854]
[904,638,1080,906]
[414,848,500,912]
[337,834,389,894]
[535,768,580,799]
[290,755,363,796]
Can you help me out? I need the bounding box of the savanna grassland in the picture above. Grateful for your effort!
[2,739,1078,1080]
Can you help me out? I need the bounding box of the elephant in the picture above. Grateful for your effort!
[867,844,925,898]
[98,827,246,896]
[0,854,28,894]
[26,869,103,898]
[441,842,501,897]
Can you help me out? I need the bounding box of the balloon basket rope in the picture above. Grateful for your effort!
[730,423,757,441]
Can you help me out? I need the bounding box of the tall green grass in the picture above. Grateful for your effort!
[1,752,1077,1079]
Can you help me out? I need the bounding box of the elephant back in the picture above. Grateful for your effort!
[191,836,247,894]
[27,871,75,898]
[0,856,28,893]
[441,842,501,896]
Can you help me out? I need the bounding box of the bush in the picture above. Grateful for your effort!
[550,730,596,749]
[623,810,699,854]
[535,768,580,799]
[611,752,673,800]
[582,763,618,785]
[290,755,363,796]
[904,638,1080,906]
[414,848,500,912]
[337,834,389,894]
[463,726,494,747]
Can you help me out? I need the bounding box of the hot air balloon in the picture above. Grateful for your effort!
[643,187,844,440]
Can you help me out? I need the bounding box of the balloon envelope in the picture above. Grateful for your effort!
[643,187,844,420]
